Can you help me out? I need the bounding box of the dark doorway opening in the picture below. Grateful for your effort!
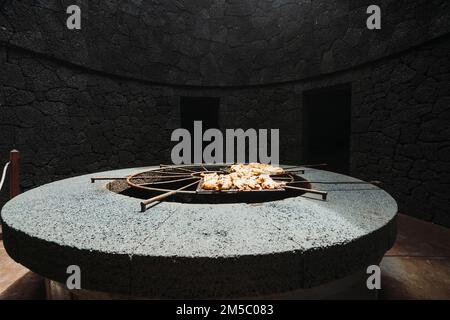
[303,84,351,174]
[180,97,220,162]
[180,97,219,132]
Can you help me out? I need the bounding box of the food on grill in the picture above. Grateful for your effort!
[204,173,234,190]
[230,163,284,175]
[202,172,220,190]
[258,174,281,189]
[229,172,262,191]
[201,163,285,191]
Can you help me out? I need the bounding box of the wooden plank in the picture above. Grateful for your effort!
[9,150,20,199]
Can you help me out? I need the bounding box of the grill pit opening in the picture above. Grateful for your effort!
[107,164,312,204]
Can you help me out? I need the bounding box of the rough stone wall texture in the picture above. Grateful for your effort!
[0,0,449,86]
[0,45,302,208]
[1,34,449,226]
[351,36,450,227]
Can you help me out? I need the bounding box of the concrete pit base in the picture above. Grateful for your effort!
[2,167,397,299]
[45,266,378,300]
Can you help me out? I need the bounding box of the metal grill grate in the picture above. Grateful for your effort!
[92,164,328,212]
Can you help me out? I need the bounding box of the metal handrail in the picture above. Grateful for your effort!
[0,161,10,193]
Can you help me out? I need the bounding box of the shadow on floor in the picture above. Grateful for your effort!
[380,214,450,300]
[0,271,45,300]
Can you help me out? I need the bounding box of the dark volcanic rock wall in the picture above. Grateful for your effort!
[0,1,449,227]
[1,35,449,226]
[0,46,302,207]
[0,0,449,86]
[351,36,450,226]
[0,48,178,181]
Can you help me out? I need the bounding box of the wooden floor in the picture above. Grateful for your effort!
[380,214,450,299]
[0,214,449,299]
[0,242,28,296]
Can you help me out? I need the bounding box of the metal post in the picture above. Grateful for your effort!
[10,149,20,199]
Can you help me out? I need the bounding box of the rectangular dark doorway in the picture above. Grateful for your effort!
[180,97,219,132]
[180,97,220,162]
[303,84,351,174]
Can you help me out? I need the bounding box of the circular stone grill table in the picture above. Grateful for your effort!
[1,166,397,299]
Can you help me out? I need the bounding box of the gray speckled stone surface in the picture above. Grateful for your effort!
[1,166,397,298]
